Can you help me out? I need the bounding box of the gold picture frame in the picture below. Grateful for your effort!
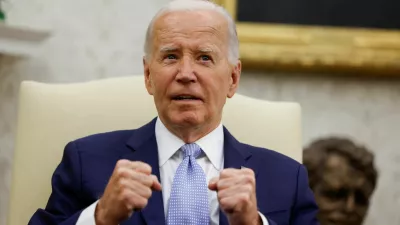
[214,0,400,76]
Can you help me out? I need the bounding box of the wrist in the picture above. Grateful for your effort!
[251,210,263,225]
[95,200,117,225]
[257,214,263,225]
[228,210,260,225]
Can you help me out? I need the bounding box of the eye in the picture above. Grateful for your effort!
[164,54,177,60]
[322,188,348,200]
[199,55,211,62]
[355,190,368,205]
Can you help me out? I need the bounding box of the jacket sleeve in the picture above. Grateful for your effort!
[290,165,320,225]
[28,141,88,225]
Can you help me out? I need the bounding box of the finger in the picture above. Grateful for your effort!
[218,172,255,190]
[123,189,149,210]
[219,168,241,179]
[219,195,236,213]
[215,176,242,190]
[130,171,155,187]
[130,161,152,175]
[115,159,133,170]
[217,184,253,200]
[241,168,255,177]
[208,177,219,191]
[116,167,153,187]
[150,175,162,191]
[219,193,250,213]
[119,179,153,199]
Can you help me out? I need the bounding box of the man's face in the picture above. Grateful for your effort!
[314,154,375,225]
[144,10,241,131]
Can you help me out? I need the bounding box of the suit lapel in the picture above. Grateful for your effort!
[123,118,166,225]
[120,122,258,225]
[219,127,254,225]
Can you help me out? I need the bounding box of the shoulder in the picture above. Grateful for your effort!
[68,129,136,156]
[243,142,300,166]
[239,142,302,176]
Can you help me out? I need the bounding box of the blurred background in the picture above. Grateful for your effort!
[0,0,399,225]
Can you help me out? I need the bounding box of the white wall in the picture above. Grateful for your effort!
[1,0,400,224]
[239,71,400,225]
[0,0,170,224]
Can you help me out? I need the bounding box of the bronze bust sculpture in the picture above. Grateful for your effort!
[303,137,378,225]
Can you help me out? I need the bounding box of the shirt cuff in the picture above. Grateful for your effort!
[258,211,269,225]
[76,200,99,225]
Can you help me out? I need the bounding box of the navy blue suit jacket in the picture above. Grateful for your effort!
[29,118,319,225]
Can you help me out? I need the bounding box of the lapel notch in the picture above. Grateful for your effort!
[123,118,166,225]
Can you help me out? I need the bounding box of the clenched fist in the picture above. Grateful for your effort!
[95,160,162,225]
[209,168,261,225]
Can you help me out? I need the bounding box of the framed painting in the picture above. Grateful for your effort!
[214,0,400,76]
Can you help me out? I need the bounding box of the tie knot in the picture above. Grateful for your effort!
[181,143,202,158]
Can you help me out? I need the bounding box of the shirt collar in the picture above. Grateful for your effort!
[155,117,224,170]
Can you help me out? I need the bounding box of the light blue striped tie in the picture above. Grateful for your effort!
[167,143,210,225]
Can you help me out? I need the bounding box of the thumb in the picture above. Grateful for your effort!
[208,177,219,191]
[151,174,162,191]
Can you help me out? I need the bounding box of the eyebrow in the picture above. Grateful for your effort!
[159,46,178,53]
[198,47,213,53]
[158,46,214,54]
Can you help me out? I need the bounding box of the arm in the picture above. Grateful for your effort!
[290,165,319,225]
[28,141,89,225]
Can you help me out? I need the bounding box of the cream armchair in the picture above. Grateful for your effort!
[7,75,302,225]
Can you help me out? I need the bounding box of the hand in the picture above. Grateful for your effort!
[209,168,261,225]
[95,160,162,225]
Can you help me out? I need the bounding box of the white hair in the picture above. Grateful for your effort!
[144,0,239,64]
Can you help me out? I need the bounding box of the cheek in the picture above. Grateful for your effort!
[207,74,230,97]
[315,192,343,210]
[356,206,368,214]
[151,70,176,95]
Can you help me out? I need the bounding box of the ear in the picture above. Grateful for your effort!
[227,60,241,98]
[143,57,154,96]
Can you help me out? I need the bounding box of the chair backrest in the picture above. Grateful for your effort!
[7,75,302,225]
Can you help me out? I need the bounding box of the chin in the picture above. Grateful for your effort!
[166,111,203,126]
[175,115,203,127]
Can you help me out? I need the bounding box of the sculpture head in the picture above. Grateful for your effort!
[303,137,378,225]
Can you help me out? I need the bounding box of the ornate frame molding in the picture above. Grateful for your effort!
[215,0,400,76]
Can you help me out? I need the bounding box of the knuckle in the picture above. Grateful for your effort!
[116,159,129,168]
[134,173,148,184]
[243,175,252,183]
[220,170,230,178]
[239,194,250,203]
[219,197,227,206]
[117,179,126,189]
[245,184,253,193]
[136,161,148,168]
[244,168,254,175]
[120,189,130,202]
[136,198,148,208]
[116,167,128,178]
[144,188,152,198]
[242,174,255,184]
[217,190,223,199]
[140,163,152,174]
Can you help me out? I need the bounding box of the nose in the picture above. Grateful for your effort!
[176,56,196,83]
[345,194,355,212]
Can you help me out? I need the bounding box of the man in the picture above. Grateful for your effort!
[29,0,318,224]
[303,137,378,225]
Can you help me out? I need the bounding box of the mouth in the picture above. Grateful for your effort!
[326,215,359,225]
[171,95,203,101]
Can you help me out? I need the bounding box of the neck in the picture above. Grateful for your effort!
[161,117,221,143]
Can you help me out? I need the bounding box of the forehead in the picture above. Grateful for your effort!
[152,10,229,49]
[320,154,373,191]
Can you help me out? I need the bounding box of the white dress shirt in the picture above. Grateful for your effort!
[77,117,268,224]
